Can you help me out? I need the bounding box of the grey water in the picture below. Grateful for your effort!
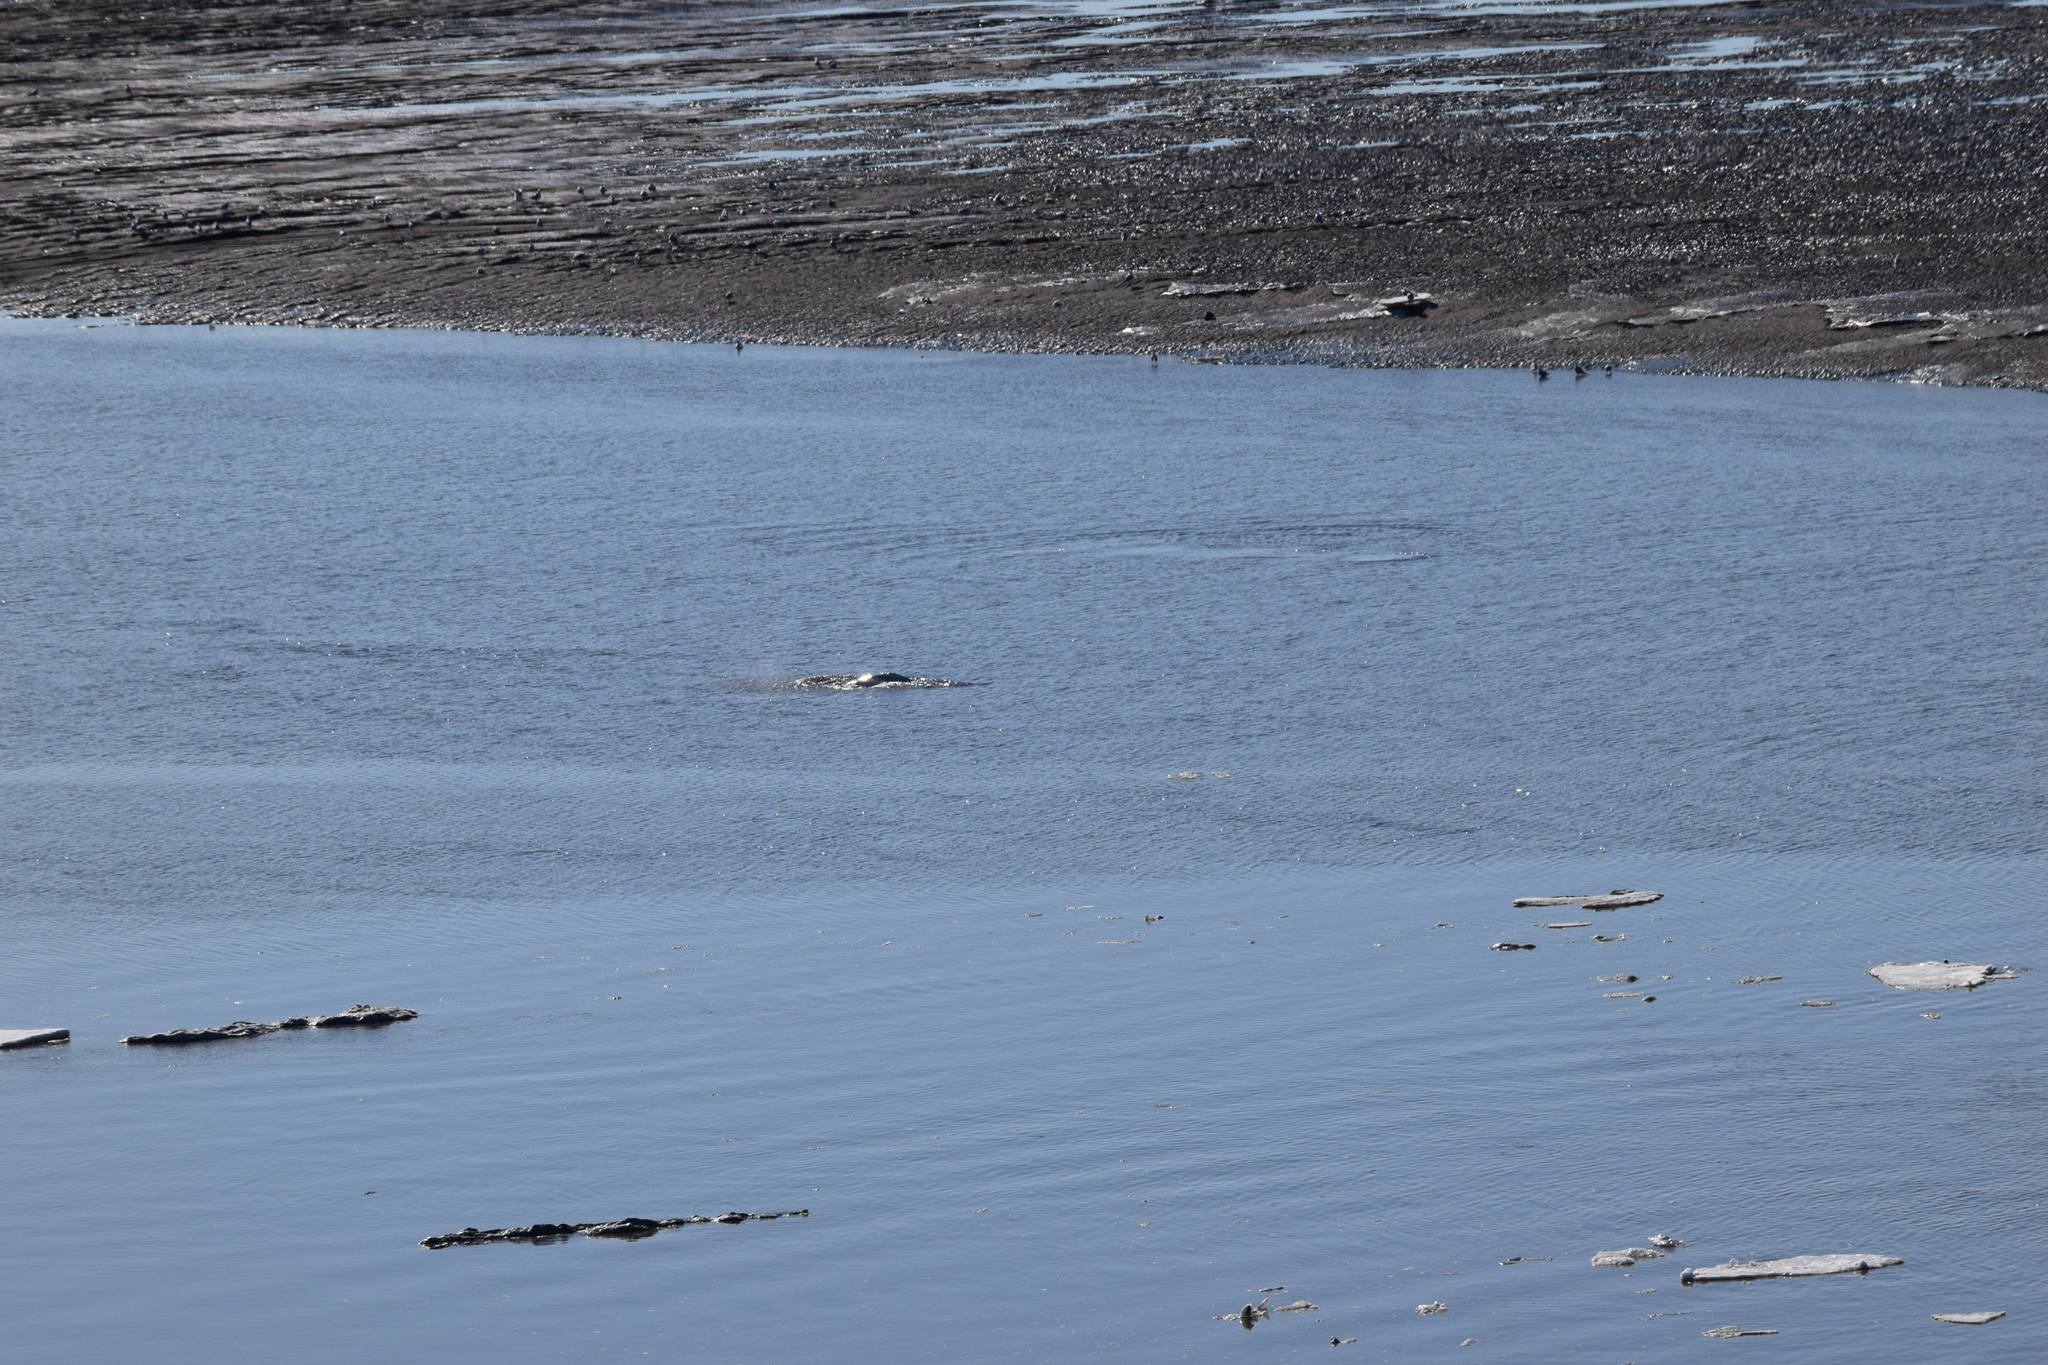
[3,318,2044,1363]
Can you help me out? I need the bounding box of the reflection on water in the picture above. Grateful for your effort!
[3,320,2044,1363]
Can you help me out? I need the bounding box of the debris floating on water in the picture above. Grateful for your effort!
[1273,1300,1317,1313]
[422,1210,808,1248]
[1513,890,1662,909]
[1597,974,1639,984]
[0,1027,69,1051]
[1735,975,1782,985]
[1491,942,1537,951]
[1868,961,2024,990]
[1649,1234,1685,1250]
[1930,1311,2004,1325]
[1800,1000,1837,1008]
[1416,1301,1448,1315]
[1584,891,1663,910]
[1543,921,1593,930]
[123,1004,417,1045]
[1702,1325,1779,1338]
[1681,1253,1903,1284]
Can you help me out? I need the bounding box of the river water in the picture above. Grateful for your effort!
[3,318,2043,1362]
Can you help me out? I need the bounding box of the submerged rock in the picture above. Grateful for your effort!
[1868,961,2023,990]
[123,1004,416,1045]
[793,672,959,690]
[1681,1253,1903,1284]
[0,1027,69,1051]
[422,1209,809,1248]
[1930,1311,2004,1325]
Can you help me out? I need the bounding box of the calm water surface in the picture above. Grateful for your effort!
[3,319,2043,1362]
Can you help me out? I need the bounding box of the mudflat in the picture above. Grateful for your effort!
[4,0,2045,386]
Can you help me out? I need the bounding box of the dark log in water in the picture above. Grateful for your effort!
[421,1210,810,1249]
[122,1004,417,1045]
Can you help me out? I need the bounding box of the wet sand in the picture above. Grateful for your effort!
[5,0,2046,387]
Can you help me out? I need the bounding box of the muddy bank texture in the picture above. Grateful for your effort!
[5,0,2046,387]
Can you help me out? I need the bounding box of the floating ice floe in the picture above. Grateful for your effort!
[1868,961,2023,990]
[1681,1253,1902,1284]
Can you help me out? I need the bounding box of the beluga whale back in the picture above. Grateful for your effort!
[793,672,960,690]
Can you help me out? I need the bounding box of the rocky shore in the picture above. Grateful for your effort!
[5,0,2045,387]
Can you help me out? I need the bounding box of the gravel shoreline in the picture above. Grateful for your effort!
[5,0,2046,387]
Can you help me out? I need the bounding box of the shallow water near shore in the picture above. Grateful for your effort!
[3,319,2044,1362]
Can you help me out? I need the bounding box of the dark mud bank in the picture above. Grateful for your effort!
[4,0,2046,388]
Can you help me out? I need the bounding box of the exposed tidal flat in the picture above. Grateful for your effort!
[5,319,2046,1362]
[5,0,2048,386]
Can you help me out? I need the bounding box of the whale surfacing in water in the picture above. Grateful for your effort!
[794,671,958,690]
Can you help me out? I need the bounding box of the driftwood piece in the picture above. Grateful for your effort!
[421,1209,809,1249]
[0,1027,69,1050]
[1513,890,1662,909]
[122,1004,417,1045]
